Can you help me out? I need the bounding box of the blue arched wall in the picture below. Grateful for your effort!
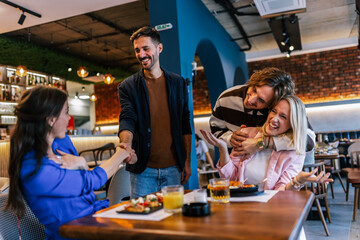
[149,0,248,189]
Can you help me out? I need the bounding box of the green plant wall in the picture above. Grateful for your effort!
[0,35,133,84]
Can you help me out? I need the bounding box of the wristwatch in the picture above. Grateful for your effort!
[256,137,265,150]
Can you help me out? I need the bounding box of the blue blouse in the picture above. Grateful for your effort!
[20,145,109,239]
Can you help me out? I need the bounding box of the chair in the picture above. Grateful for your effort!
[325,156,346,198]
[0,193,46,240]
[342,151,360,201]
[344,151,360,221]
[0,177,9,193]
[303,162,331,236]
[107,164,130,206]
[79,143,116,167]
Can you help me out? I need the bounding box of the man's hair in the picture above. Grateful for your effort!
[130,26,161,45]
[248,67,295,108]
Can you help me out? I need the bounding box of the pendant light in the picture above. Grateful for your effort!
[15,65,28,77]
[103,47,115,84]
[77,66,89,78]
[90,93,97,101]
[104,73,115,85]
[16,36,28,77]
[77,41,89,78]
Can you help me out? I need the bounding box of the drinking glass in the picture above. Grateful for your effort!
[209,178,230,203]
[162,185,184,213]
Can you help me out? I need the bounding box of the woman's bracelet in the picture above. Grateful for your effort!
[291,176,304,190]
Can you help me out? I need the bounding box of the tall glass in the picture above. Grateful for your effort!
[209,178,230,203]
[162,185,184,213]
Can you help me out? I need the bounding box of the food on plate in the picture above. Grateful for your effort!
[123,193,163,213]
[208,181,255,189]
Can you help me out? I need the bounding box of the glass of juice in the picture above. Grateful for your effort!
[209,178,230,203]
[162,185,184,213]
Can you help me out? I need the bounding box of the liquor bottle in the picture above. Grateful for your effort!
[2,86,6,101]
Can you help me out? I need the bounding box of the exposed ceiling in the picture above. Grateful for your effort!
[0,0,358,74]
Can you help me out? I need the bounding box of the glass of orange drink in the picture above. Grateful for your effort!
[162,185,184,213]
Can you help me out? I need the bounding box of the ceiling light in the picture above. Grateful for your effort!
[104,74,115,84]
[18,12,26,25]
[67,67,72,72]
[77,66,89,78]
[81,86,85,91]
[286,51,291,58]
[90,94,97,102]
[15,65,27,77]
[280,36,289,46]
[79,95,90,100]
[289,45,294,51]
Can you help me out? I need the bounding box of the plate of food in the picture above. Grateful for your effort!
[205,181,264,197]
[116,193,164,215]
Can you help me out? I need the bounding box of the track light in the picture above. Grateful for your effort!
[18,12,26,25]
[286,51,291,58]
[281,36,289,46]
[289,45,294,51]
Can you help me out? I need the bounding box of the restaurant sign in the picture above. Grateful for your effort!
[155,23,173,31]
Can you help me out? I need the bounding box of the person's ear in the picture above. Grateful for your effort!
[47,117,56,128]
[158,43,163,54]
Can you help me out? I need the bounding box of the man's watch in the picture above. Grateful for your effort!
[256,137,265,150]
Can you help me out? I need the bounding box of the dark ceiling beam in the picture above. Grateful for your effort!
[85,13,134,35]
[215,0,252,51]
[213,3,256,14]
[232,30,272,41]
[54,21,129,55]
[54,32,120,47]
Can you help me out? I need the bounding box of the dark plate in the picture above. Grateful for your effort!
[116,205,163,215]
[204,185,264,197]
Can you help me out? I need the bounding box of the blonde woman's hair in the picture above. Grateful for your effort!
[262,95,307,155]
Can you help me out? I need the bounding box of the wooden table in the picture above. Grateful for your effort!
[59,191,314,240]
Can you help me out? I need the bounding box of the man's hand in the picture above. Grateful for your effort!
[230,125,248,148]
[118,144,137,165]
[231,136,263,157]
[181,161,191,184]
[48,150,89,170]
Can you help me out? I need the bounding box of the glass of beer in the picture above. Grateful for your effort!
[209,178,230,203]
[162,185,184,213]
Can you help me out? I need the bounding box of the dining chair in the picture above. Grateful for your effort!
[107,164,131,206]
[325,156,346,198]
[0,193,46,240]
[79,142,116,167]
[342,151,360,201]
[303,161,331,236]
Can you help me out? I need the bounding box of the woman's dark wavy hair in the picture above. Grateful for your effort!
[6,86,67,218]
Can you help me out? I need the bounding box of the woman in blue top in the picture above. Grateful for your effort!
[6,86,136,240]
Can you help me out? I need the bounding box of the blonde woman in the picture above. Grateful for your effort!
[201,95,332,190]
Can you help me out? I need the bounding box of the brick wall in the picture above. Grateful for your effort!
[193,70,212,115]
[94,82,120,125]
[248,46,360,104]
[94,46,360,123]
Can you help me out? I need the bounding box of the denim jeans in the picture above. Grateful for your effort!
[130,165,181,198]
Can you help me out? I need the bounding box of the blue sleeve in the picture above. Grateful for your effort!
[118,81,137,135]
[52,135,78,156]
[21,157,108,197]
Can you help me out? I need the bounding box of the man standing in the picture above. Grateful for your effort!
[210,67,315,156]
[118,26,192,198]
